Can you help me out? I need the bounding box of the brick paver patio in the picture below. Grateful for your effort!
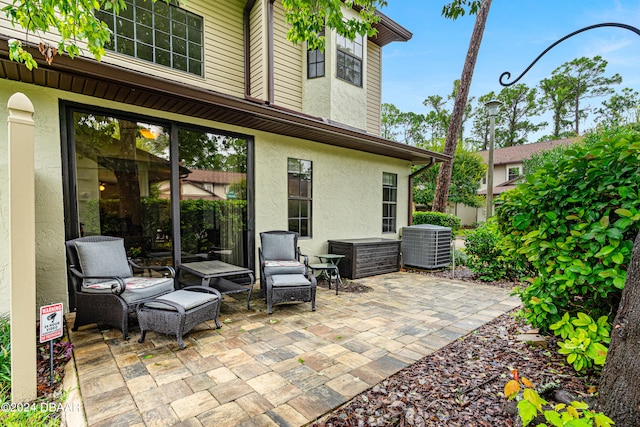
[65,271,520,426]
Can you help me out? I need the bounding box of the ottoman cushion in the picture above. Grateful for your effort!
[263,260,306,275]
[144,289,218,311]
[270,274,311,287]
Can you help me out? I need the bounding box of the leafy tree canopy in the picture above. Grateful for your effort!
[3,0,127,69]
[282,0,386,51]
[413,148,486,208]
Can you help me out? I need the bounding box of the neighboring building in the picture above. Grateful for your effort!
[454,138,581,225]
[0,1,448,312]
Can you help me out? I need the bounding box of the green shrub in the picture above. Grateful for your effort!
[0,318,73,426]
[464,222,529,282]
[452,248,468,267]
[497,126,640,330]
[505,372,614,427]
[550,312,610,372]
[412,211,461,234]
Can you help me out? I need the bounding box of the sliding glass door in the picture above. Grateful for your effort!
[177,128,248,267]
[66,105,252,274]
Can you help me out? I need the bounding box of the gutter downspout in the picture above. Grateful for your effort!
[267,0,276,104]
[408,157,436,225]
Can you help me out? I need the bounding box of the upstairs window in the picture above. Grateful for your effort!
[307,49,325,79]
[382,172,397,233]
[307,31,325,79]
[96,0,204,76]
[336,33,363,87]
[288,158,312,237]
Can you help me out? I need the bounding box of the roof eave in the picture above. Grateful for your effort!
[0,37,445,165]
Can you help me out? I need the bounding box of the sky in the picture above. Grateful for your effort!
[378,0,640,141]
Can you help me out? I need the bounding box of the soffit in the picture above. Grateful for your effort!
[369,9,413,46]
[0,39,445,164]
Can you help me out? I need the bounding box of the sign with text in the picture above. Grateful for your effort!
[39,303,63,343]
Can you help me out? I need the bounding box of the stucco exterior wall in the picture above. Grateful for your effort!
[254,134,408,258]
[0,81,67,315]
[0,79,410,313]
[302,40,334,120]
[301,9,369,130]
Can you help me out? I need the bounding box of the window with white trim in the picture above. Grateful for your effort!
[288,158,312,237]
[382,172,397,233]
[508,166,521,181]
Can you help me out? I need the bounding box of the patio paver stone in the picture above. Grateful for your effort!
[65,271,520,426]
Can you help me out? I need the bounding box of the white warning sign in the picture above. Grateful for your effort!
[39,303,63,343]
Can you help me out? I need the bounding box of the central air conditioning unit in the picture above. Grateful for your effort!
[401,224,452,269]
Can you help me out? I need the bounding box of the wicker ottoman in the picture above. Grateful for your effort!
[265,274,316,314]
[137,286,221,349]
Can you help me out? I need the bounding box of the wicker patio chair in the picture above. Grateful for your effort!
[258,230,317,314]
[66,235,176,339]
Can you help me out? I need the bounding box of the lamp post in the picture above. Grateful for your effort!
[484,99,501,219]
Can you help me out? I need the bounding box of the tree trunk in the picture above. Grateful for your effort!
[599,230,640,426]
[432,0,492,212]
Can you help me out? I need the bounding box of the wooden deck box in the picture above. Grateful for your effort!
[328,238,401,279]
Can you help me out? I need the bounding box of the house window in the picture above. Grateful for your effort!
[307,31,325,79]
[307,48,325,79]
[288,158,312,237]
[508,166,521,181]
[382,172,397,233]
[96,0,204,76]
[336,33,363,86]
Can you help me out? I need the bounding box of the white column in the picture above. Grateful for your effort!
[7,92,37,403]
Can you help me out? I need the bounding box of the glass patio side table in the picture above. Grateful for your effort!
[308,254,345,295]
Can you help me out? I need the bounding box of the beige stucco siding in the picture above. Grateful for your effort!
[366,41,382,135]
[272,2,303,110]
[0,81,409,314]
[0,81,67,315]
[255,136,408,257]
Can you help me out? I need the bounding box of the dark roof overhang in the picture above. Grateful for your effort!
[0,37,444,164]
[369,9,413,46]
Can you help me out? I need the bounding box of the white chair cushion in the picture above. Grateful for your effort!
[83,277,175,304]
[270,274,311,287]
[74,239,132,284]
[144,290,218,311]
[263,260,306,276]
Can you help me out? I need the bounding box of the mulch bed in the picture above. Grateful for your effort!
[36,340,73,399]
[312,267,599,427]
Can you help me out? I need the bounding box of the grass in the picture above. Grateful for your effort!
[0,393,65,426]
[0,316,66,426]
